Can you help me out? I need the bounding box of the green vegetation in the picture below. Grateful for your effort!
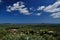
[0,24,60,40]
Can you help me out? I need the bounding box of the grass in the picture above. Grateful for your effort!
[0,28,59,40]
[0,24,60,40]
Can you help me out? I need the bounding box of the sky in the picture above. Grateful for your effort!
[0,0,60,24]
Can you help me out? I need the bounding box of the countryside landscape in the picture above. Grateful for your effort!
[0,23,60,40]
[0,0,60,40]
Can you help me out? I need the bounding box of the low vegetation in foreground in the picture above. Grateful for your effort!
[0,24,60,40]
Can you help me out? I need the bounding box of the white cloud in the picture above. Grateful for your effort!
[36,13,41,16]
[37,6,45,10]
[44,1,60,12]
[19,8,30,15]
[0,0,2,3]
[7,2,31,15]
[51,12,60,18]
[7,0,60,17]
[37,0,60,18]
[43,1,60,18]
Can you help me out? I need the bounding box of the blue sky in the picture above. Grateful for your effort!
[0,0,60,24]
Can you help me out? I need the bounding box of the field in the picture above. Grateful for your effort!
[0,24,60,40]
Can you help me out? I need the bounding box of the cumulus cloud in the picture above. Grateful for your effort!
[7,2,31,15]
[37,6,45,10]
[37,0,60,18]
[44,1,60,18]
[36,13,41,16]
[37,1,60,13]
[7,0,60,17]
[0,0,2,3]
[44,1,60,13]
[51,12,60,18]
